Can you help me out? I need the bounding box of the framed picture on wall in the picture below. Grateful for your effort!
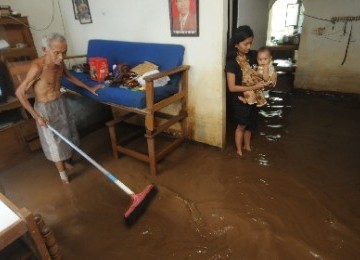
[72,0,79,20]
[169,0,199,37]
[73,0,93,24]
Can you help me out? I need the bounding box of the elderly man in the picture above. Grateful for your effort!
[16,33,102,183]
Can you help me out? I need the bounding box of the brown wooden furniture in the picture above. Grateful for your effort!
[63,40,189,176]
[64,63,189,176]
[267,45,298,60]
[105,65,189,176]
[0,16,37,62]
[0,62,40,169]
[0,192,51,259]
[0,17,39,169]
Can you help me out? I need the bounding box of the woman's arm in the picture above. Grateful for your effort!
[226,72,269,92]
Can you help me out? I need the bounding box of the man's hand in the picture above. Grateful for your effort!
[88,84,103,96]
[36,116,48,127]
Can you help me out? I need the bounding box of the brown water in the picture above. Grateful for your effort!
[1,81,360,259]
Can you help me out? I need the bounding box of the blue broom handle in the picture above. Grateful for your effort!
[47,125,134,195]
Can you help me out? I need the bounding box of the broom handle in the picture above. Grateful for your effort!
[47,125,135,195]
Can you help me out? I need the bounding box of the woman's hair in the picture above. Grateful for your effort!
[226,25,254,60]
[41,33,66,50]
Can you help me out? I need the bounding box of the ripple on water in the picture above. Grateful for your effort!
[259,109,283,118]
[266,124,283,128]
[268,96,283,102]
[265,134,282,141]
[256,153,270,166]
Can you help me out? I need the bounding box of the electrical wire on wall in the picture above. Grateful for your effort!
[56,0,79,68]
[2,0,56,31]
[302,12,359,65]
[2,0,75,62]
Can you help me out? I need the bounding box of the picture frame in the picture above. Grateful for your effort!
[285,3,300,27]
[73,0,92,24]
[169,0,199,37]
[72,0,78,20]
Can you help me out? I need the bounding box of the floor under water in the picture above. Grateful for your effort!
[1,76,360,259]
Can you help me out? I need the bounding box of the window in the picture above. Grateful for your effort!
[267,0,304,45]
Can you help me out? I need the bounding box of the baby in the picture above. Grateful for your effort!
[240,47,277,107]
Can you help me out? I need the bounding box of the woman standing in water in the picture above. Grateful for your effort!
[225,25,271,156]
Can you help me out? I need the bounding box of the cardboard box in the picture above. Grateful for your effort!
[88,57,109,82]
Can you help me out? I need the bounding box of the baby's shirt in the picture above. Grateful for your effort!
[257,63,275,79]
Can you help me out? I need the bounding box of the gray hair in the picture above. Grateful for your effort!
[41,33,66,50]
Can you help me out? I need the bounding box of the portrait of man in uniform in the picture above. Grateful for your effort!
[170,0,199,36]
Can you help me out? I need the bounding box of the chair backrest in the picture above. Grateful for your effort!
[86,40,185,71]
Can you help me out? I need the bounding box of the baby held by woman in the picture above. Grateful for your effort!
[238,47,277,107]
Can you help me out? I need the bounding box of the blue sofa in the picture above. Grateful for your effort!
[62,39,186,108]
[62,39,190,175]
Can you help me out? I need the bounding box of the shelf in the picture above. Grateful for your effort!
[0,120,25,132]
[267,45,299,51]
[0,96,21,112]
[0,16,38,62]
[0,16,30,26]
[0,47,37,61]
[0,16,39,164]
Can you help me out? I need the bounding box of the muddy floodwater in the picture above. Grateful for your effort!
[1,81,360,259]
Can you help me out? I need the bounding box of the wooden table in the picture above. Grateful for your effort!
[0,193,51,259]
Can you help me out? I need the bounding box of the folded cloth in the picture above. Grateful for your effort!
[137,70,170,88]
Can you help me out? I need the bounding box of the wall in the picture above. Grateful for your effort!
[294,0,360,94]
[0,0,228,148]
[237,0,269,49]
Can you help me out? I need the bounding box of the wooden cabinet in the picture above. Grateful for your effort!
[0,96,40,169]
[267,45,298,61]
[0,17,39,169]
[0,16,37,62]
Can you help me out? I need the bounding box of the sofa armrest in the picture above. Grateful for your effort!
[143,65,190,82]
[144,65,189,118]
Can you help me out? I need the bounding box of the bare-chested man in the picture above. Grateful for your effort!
[16,33,102,184]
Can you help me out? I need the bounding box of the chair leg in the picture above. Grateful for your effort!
[108,125,119,159]
[180,115,188,140]
[146,131,157,175]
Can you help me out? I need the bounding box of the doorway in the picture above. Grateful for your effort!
[225,0,302,148]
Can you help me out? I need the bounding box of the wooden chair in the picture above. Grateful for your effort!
[62,40,189,176]
[105,65,189,175]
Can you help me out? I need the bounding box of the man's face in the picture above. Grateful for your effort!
[176,0,190,16]
[46,40,67,65]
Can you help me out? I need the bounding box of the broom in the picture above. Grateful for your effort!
[47,124,157,226]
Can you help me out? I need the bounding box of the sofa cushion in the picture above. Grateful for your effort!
[62,40,185,108]
[61,71,179,108]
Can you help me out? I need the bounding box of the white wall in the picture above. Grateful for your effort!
[0,0,228,148]
[237,0,269,49]
[295,0,360,94]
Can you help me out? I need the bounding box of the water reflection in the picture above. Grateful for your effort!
[259,109,283,118]
[265,134,282,141]
[266,124,283,128]
[256,153,270,166]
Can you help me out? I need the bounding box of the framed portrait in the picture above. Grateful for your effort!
[169,0,199,37]
[72,0,78,20]
[73,0,93,24]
